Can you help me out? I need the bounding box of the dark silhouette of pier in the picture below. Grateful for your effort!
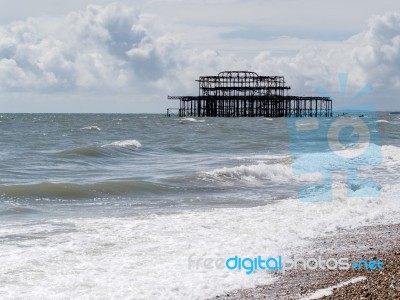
[167,71,332,117]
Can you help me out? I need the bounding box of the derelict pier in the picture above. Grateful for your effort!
[167,71,332,117]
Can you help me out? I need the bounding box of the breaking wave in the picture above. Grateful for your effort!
[202,163,320,183]
[201,144,400,185]
[103,140,142,150]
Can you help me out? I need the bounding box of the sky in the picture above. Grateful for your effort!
[0,0,400,112]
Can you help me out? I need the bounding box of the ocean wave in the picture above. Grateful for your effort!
[103,140,142,150]
[0,180,174,199]
[329,141,372,156]
[80,125,101,131]
[177,118,206,123]
[376,120,389,123]
[55,146,110,157]
[289,143,383,173]
[54,140,142,158]
[202,163,320,183]
[205,143,400,185]
[234,154,291,162]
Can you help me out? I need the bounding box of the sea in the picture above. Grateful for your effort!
[0,112,399,299]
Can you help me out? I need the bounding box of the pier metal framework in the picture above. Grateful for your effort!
[167,71,332,117]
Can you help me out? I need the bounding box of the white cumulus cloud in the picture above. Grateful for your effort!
[0,3,400,111]
[0,3,174,92]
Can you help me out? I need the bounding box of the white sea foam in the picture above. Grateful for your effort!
[376,119,390,123]
[381,144,400,167]
[178,118,206,123]
[80,125,101,131]
[104,140,142,149]
[0,183,399,299]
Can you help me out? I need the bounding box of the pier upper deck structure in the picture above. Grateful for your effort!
[167,71,332,117]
